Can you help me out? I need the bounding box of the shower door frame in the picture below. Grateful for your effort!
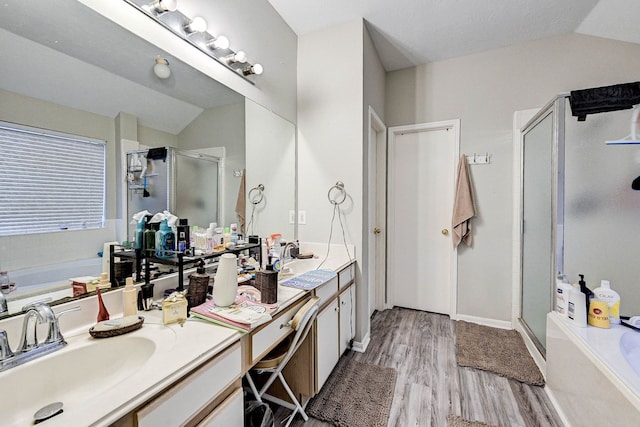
[517,95,566,356]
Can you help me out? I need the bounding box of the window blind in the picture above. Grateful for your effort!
[0,122,106,236]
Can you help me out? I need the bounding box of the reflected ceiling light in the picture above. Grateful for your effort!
[225,51,247,65]
[207,35,230,51]
[147,0,177,14]
[242,63,263,76]
[183,16,207,34]
[153,57,171,79]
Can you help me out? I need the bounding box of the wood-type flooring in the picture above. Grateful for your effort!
[269,307,562,427]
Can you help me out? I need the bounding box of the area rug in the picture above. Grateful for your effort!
[447,414,498,427]
[306,357,396,427]
[455,321,545,386]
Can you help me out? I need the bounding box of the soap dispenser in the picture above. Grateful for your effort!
[123,277,138,317]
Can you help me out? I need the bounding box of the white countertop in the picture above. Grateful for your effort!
[549,312,640,410]
[0,310,240,427]
[0,241,353,426]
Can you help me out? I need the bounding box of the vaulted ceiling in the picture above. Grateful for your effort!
[268,0,640,71]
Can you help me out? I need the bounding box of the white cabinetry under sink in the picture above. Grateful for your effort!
[314,262,356,393]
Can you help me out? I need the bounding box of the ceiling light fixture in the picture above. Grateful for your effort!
[125,0,262,81]
[183,16,207,34]
[146,0,177,15]
[153,56,171,79]
[207,35,230,51]
[242,63,263,76]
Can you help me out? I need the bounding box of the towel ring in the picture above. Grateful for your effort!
[248,184,265,205]
[327,181,346,205]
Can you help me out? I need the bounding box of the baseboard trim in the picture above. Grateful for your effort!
[455,314,512,330]
[351,332,370,353]
[514,320,547,378]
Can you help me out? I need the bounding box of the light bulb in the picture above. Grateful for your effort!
[242,63,263,76]
[184,16,207,34]
[207,35,230,51]
[153,57,171,79]
[147,0,177,14]
[226,51,247,64]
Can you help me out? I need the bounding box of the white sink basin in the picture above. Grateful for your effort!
[0,325,175,425]
[620,331,640,376]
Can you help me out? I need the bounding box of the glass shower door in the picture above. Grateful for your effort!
[520,97,564,352]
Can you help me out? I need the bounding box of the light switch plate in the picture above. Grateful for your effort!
[298,210,307,225]
[289,210,295,224]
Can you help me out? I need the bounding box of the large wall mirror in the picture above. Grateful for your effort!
[0,0,295,316]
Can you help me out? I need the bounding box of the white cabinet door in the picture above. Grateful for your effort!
[316,299,339,392]
[339,286,355,355]
[196,387,244,427]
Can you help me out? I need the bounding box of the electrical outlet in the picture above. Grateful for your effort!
[289,210,296,224]
[298,210,307,225]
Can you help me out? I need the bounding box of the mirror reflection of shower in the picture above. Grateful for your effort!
[247,184,265,236]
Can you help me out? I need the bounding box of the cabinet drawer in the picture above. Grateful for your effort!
[314,275,338,306]
[196,387,243,427]
[338,263,355,288]
[252,299,305,362]
[137,343,241,427]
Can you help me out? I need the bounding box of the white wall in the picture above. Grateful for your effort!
[298,19,386,345]
[385,33,640,321]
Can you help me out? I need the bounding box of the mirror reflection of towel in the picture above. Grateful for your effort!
[235,169,246,233]
[452,155,476,248]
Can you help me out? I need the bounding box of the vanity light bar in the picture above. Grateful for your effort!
[124,0,263,82]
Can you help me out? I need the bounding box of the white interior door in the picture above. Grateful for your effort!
[367,107,387,314]
[388,121,459,315]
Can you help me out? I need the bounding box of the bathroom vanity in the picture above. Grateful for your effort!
[0,244,355,426]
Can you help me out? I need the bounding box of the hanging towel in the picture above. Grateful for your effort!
[452,155,476,248]
[569,82,640,121]
[235,169,246,233]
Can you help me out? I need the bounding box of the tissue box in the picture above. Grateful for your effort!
[162,292,187,325]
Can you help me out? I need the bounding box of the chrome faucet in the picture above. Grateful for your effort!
[280,240,299,269]
[0,302,80,372]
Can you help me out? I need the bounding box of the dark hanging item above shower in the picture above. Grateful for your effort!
[569,81,640,121]
[147,147,168,162]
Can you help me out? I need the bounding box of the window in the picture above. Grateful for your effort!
[0,122,106,236]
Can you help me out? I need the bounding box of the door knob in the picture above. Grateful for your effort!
[373,227,381,234]
[441,229,449,236]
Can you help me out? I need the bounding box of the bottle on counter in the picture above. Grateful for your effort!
[123,277,138,317]
[593,280,621,324]
[155,219,175,258]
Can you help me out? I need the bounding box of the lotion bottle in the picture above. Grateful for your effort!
[123,277,138,317]
[555,273,571,317]
[593,280,621,324]
[567,283,587,327]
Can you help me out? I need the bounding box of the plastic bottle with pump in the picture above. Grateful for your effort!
[593,280,621,324]
[567,283,587,327]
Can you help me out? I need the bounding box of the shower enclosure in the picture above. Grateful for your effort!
[519,94,640,353]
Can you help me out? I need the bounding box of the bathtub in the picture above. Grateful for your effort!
[4,258,102,314]
[546,311,640,426]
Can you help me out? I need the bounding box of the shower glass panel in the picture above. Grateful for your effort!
[174,151,220,228]
[521,97,564,352]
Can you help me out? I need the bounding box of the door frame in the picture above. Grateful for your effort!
[387,120,460,317]
[367,106,387,315]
